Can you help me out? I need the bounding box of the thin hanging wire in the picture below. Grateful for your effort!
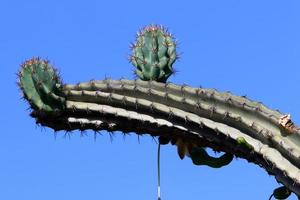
[268,194,273,200]
[157,143,161,200]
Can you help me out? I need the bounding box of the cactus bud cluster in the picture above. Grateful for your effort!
[18,58,65,112]
[129,25,178,82]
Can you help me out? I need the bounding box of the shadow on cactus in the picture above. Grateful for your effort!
[17,25,300,199]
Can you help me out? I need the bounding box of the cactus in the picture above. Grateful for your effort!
[129,25,177,82]
[18,61,300,197]
[236,137,254,150]
[18,26,300,198]
[17,58,65,112]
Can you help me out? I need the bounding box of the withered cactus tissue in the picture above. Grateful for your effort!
[18,25,300,199]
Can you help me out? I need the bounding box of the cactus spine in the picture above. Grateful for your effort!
[129,25,177,82]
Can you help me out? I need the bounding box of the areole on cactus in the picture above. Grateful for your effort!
[18,25,300,199]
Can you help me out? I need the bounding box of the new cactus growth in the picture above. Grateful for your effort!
[236,137,254,150]
[18,58,65,112]
[129,25,177,82]
[18,26,300,199]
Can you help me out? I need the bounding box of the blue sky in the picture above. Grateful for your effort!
[1,0,299,199]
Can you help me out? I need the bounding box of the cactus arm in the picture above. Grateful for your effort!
[19,60,300,197]
[63,79,300,170]
[130,25,177,82]
[32,101,300,196]
[18,58,65,112]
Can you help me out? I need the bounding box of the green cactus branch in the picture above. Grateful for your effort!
[18,57,300,198]
[129,25,178,82]
[17,24,300,199]
[63,79,300,169]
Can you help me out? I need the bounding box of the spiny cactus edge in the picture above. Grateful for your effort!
[17,58,300,198]
[17,25,300,199]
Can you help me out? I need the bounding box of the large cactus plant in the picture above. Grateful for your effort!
[18,25,300,199]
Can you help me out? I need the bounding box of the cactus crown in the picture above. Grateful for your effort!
[18,58,65,112]
[129,25,178,83]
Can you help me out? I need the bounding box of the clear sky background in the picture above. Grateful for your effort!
[1,0,299,199]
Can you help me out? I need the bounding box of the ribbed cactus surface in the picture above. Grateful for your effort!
[18,58,65,112]
[17,59,300,198]
[129,25,177,82]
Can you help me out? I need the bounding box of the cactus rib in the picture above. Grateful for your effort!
[32,102,300,196]
[129,25,178,82]
[18,58,65,112]
[63,79,300,170]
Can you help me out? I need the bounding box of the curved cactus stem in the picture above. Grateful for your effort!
[18,60,300,197]
[32,101,300,197]
[63,79,300,169]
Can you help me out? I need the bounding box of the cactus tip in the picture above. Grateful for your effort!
[18,57,65,113]
[130,24,179,83]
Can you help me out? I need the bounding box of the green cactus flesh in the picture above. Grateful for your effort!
[17,58,300,197]
[236,137,254,150]
[130,25,177,82]
[18,58,65,112]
